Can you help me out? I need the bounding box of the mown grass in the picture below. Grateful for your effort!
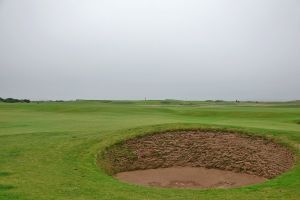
[0,100,300,200]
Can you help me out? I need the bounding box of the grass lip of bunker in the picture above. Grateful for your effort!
[100,129,295,189]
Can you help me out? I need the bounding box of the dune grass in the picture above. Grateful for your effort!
[0,100,300,200]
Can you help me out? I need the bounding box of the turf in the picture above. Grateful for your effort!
[0,100,300,200]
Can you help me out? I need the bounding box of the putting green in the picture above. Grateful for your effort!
[0,100,300,200]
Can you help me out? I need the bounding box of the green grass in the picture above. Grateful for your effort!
[0,100,300,200]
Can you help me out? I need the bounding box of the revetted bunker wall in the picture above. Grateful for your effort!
[103,130,294,179]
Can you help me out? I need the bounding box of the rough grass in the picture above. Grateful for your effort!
[0,100,300,200]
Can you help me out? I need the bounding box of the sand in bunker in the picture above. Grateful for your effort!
[115,167,267,189]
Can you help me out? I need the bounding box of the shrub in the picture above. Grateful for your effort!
[1,98,30,103]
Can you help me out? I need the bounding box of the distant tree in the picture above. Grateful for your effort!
[23,99,30,103]
[1,98,31,103]
[4,98,19,103]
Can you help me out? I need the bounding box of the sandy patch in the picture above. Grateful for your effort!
[115,167,266,189]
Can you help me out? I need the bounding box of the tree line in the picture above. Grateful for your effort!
[0,97,30,103]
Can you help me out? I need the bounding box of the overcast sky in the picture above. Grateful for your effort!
[0,0,299,101]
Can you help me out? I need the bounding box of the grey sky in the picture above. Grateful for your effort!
[0,0,299,101]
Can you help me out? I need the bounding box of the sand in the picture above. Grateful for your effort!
[115,167,267,188]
